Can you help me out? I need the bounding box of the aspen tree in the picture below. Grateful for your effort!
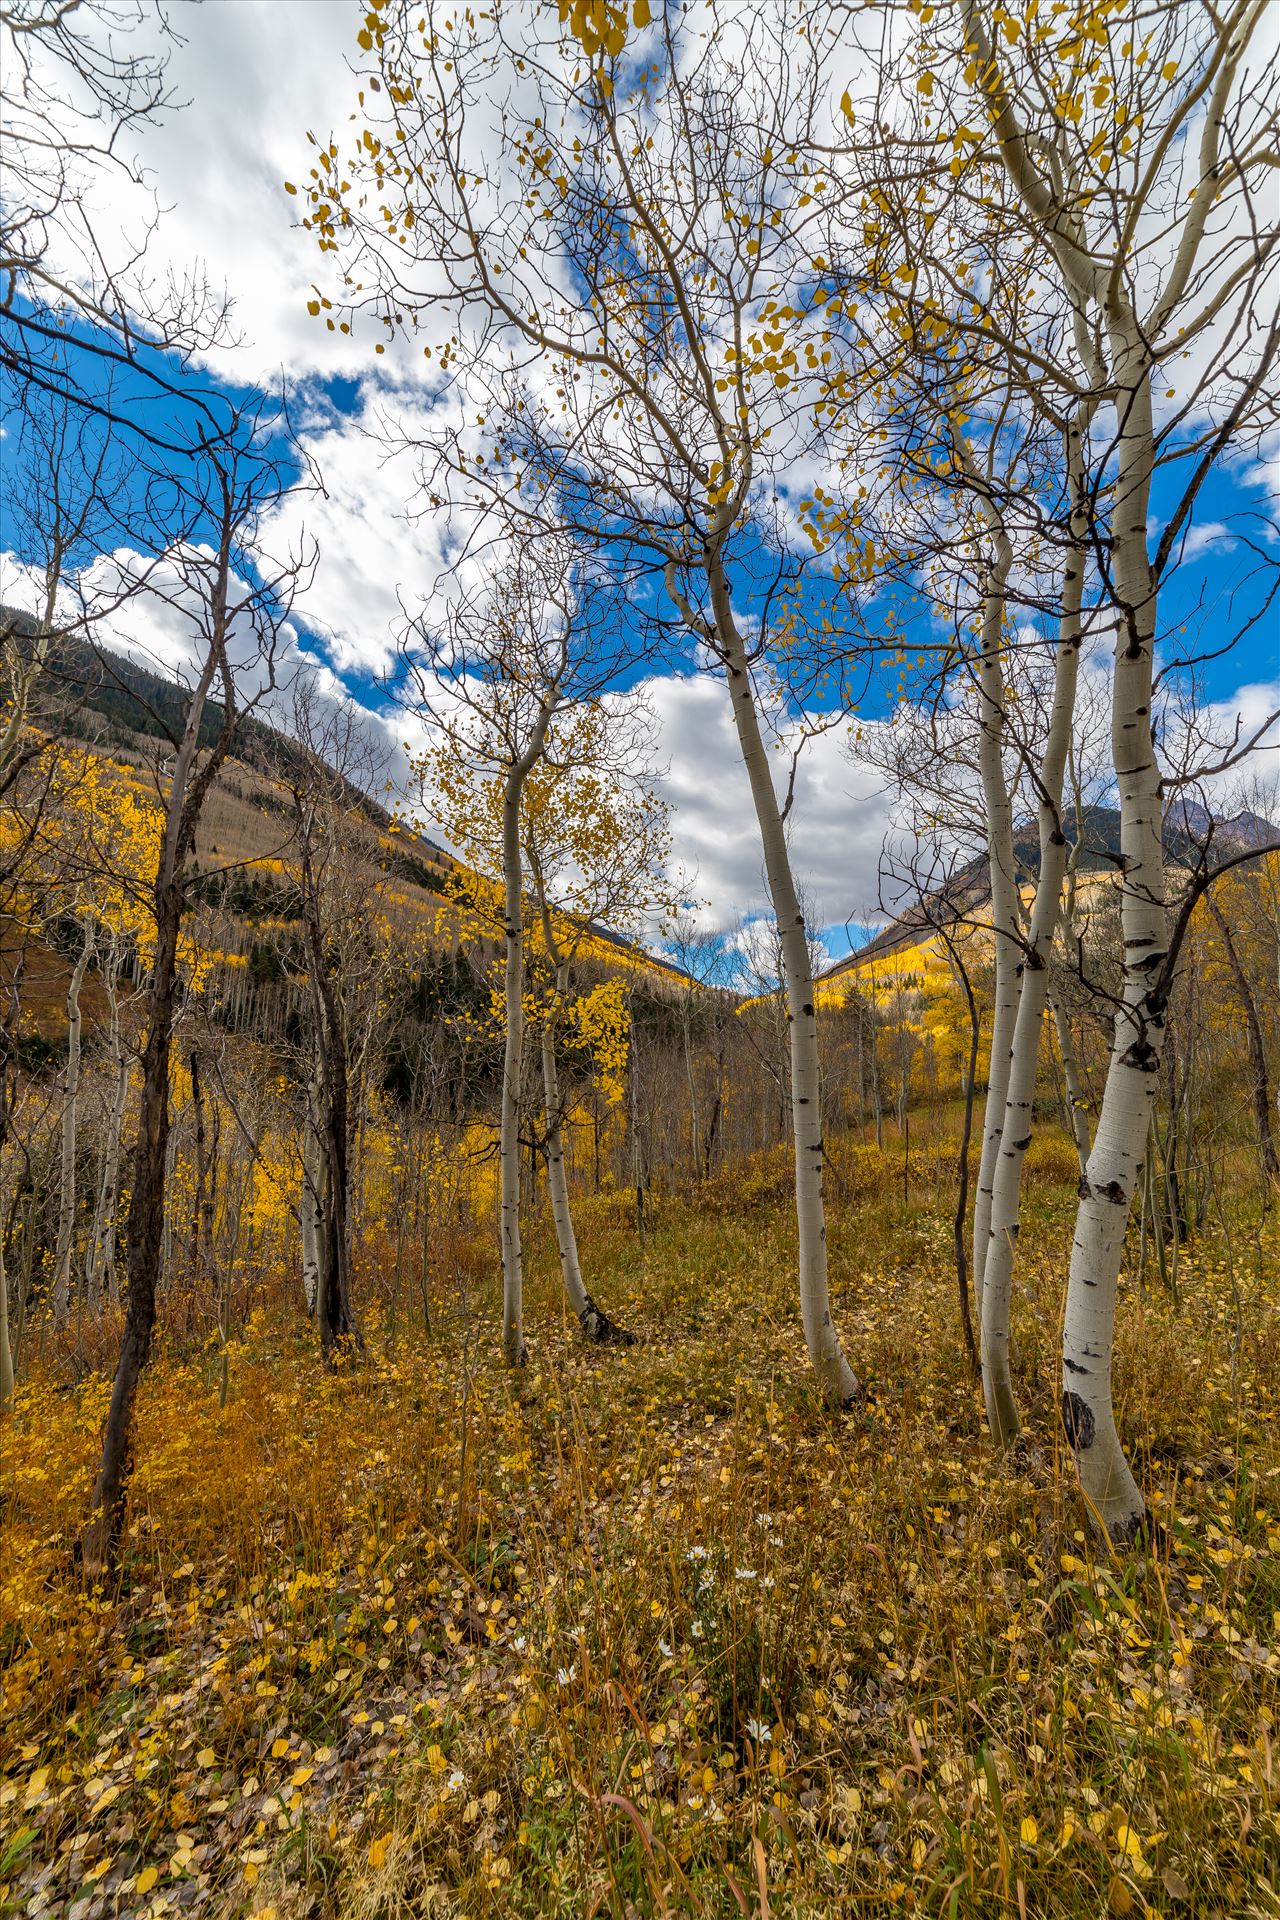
[85,934,129,1312]
[302,0,866,1401]
[522,708,668,1341]
[300,1073,324,1316]
[839,397,1095,1443]
[49,921,92,1325]
[413,536,639,1363]
[282,694,396,1358]
[84,399,316,1572]
[808,91,1102,1433]
[812,0,1278,1505]
[282,721,383,1367]
[930,0,1280,1533]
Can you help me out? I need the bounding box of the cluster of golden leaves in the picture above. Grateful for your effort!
[2,1121,1276,1918]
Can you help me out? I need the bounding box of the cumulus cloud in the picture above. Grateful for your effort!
[638,672,895,936]
[78,1,380,386]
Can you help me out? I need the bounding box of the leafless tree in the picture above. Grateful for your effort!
[84,395,318,1574]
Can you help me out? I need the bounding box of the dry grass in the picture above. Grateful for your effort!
[2,1131,1277,1918]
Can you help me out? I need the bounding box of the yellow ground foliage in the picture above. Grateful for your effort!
[2,1129,1277,1919]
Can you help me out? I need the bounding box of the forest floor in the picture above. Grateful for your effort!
[3,1128,1278,1919]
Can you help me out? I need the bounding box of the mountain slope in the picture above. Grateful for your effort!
[823,801,1276,987]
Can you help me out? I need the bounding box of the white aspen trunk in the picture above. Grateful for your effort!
[980,448,1086,1447]
[492,685,562,1368]
[1061,322,1160,1540]
[86,949,128,1314]
[51,926,93,1326]
[712,562,858,1404]
[300,1076,323,1316]
[971,557,1020,1328]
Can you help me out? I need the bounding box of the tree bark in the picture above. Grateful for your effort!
[51,925,93,1326]
[1050,992,1092,1179]
[0,1204,13,1415]
[711,558,858,1405]
[86,946,128,1313]
[541,1020,629,1343]
[980,433,1086,1446]
[537,916,633,1345]
[496,695,558,1367]
[971,556,1020,1340]
[299,830,360,1359]
[943,938,980,1373]
[1060,320,1160,1541]
[499,757,530,1367]
[1207,892,1278,1181]
[300,1073,324,1315]
[84,539,232,1576]
[189,1046,209,1286]
[84,874,185,1573]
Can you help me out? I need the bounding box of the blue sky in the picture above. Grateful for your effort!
[2,0,1276,960]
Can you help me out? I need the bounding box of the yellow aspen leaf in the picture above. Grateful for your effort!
[368,1833,393,1869]
[1020,1815,1039,1844]
[633,0,651,24]
[136,1868,159,1894]
[917,72,935,96]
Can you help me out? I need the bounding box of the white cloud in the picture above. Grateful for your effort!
[89,2,381,386]
[638,672,895,936]
[1176,520,1237,563]
[19,540,412,788]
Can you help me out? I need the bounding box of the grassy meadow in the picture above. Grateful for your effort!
[2,1125,1278,1919]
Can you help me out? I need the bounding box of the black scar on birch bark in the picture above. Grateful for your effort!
[1061,1390,1095,1451]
